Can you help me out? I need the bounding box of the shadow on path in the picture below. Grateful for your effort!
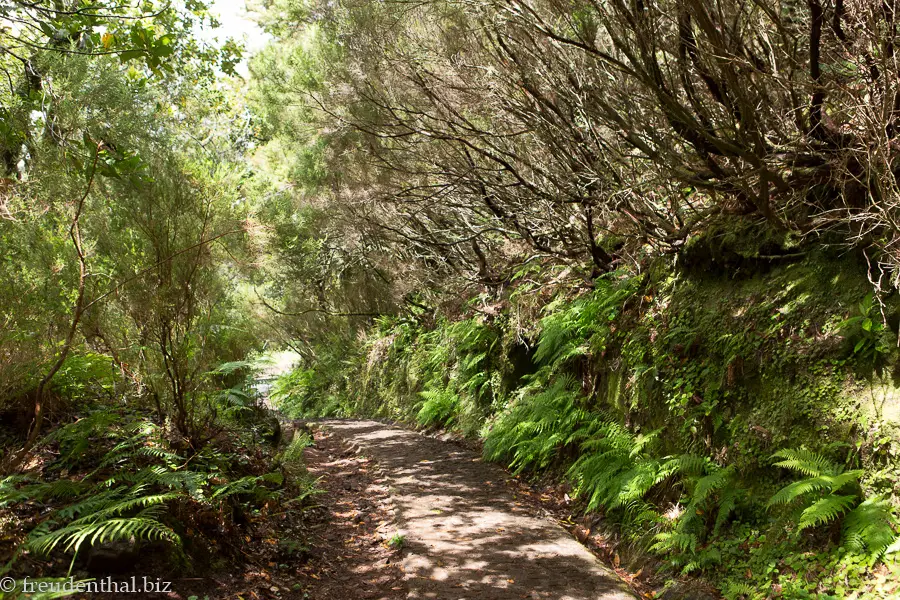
[321,420,638,600]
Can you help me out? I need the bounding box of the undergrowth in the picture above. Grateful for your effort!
[0,358,318,597]
[275,253,900,598]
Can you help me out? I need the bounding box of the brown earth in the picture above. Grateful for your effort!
[317,420,639,600]
[299,425,406,600]
[4,419,671,600]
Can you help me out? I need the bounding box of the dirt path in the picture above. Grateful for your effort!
[301,427,406,600]
[318,420,638,600]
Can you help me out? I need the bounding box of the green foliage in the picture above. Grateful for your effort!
[272,356,354,419]
[51,354,118,403]
[416,388,459,428]
[387,533,406,549]
[484,376,588,473]
[281,431,314,467]
[26,501,180,558]
[2,417,184,565]
[292,252,900,598]
[1,406,310,572]
[838,294,893,368]
[844,497,900,556]
[768,449,899,557]
[534,277,635,371]
[568,423,670,513]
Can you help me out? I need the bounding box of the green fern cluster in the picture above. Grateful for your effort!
[1,408,294,571]
[568,422,674,513]
[484,374,675,523]
[416,388,460,427]
[534,278,635,373]
[483,279,639,473]
[483,376,590,473]
[24,485,180,560]
[406,316,502,432]
[768,448,899,558]
[270,367,317,415]
[484,373,755,576]
[650,458,744,574]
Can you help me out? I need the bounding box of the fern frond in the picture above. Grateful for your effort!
[689,467,732,508]
[885,535,900,556]
[73,491,181,524]
[629,428,663,458]
[26,517,179,556]
[723,581,763,600]
[651,531,698,554]
[416,387,459,428]
[768,477,832,506]
[771,448,838,477]
[56,488,122,521]
[2,478,87,505]
[669,454,709,477]
[841,496,897,556]
[137,446,183,464]
[768,470,861,506]
[797,494,856,530]
[614,461,667,507]
[826,470,864,493]
[714,487,742,535]
[123,419,161,437]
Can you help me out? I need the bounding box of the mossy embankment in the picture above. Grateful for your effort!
[274,232,900,599]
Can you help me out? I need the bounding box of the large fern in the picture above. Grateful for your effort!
[483,375,590,473]
[416,387,460,428]
[568,425,672,512]
[533,280,634,373]
[767,448,860,526]
[650,457,744,573]
[841,496,898,557]
[26,515,179,557]
[5,409,298,572]
[768,448,899,556]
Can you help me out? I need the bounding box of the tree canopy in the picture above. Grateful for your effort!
[3,1,900,598]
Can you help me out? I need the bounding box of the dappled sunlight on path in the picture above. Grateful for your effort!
[322,421,637,600]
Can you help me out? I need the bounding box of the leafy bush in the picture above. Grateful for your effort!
[1,406,308,574]
[51,353,118,404]
[768,448,898,557]
[416,388,459,428]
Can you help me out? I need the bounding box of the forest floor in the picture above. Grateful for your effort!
[299,425,406,600]
[309,420,640,600]
[3,418,685,600]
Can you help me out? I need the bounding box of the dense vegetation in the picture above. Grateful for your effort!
[0,1,315,596]
[4,0,900,598]
[256,0,900,597]
[272,250,900,598]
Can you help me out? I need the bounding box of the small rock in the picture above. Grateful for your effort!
[85,539,140,574]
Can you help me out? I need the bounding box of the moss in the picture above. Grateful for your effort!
[284,250,900,598]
